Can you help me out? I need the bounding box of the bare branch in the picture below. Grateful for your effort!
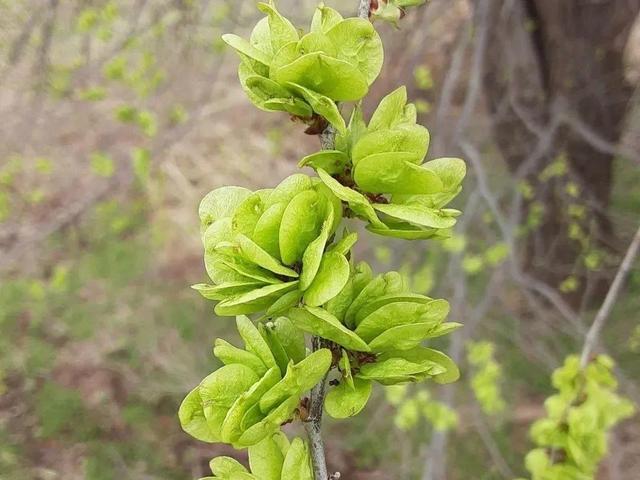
[580,224,640,367]
[305,4,372,478]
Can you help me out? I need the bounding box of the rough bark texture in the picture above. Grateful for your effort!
[483,0,640,299]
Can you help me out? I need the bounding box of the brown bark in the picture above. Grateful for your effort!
[482,0,640,298]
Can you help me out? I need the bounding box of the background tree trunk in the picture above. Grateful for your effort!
[482,0,640,301]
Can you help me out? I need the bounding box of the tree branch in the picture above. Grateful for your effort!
[357,0,371,19]
[305,3,372,479]
[580,224,640,368]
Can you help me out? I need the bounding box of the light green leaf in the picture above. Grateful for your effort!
[423,322,463,339]
[423,157,466,191]
[199,186,251,235]
[281,438,313,480]
[228,472,258,480]
[213,338,269,376]
[220,367,281,443]
[203,217,236,263]
[199,364,259,409]
[178,387,220,442]
[273,53,368,101]
[279,190,322,266]
[368,322,437,351]
[354,152,442,194]
[288,306,370,352]
[267,174,314,207]
[325,18,383,85]
[259,349,332,412]
[238,61,273,110]
[210,457,249,476]
[328,231,358,256]
[236,316,278,370]
[336,104,367,156]
[325,377,372,418]
[236,395,299,447]
[236,234,299,277]
[373,203,458,229]
[339,349,355,389]
[218,257,281,284]
[192,281,262,301]
[222,34,272,66]
[315,182,344,233]
[259,322,290,375]
[316,168,385,229]
[232,190,271,237]
[269,41,301,74]
[299,213,333,290]
[354,293,432,325]
[303,251,350,307]
[355,301,432,342]
[265,289,302,316]
[356,354,443,385]
[297,31,337,57]
[286,82,346,134]
[417,348,460,384]
[298,150,349,175]
[257,2,299,53]
[214,281,298,316]
[352,125,430,165]
[366,222,447,240]
[248,434,284,480]
[272,317,306,364]
[263,98,313,117]
[245,75,291,99]
[253,202,287,260]
[368,86,407,131]
[344,273,400,328]
[310,4,343,33]
[250,17,274,56]
[325,276,354,323]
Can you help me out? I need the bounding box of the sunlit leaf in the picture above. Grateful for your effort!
[325,377,372,418]
[303,251,350,307]
[288,306,370,352]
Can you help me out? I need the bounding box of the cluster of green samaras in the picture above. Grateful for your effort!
[518,355,635,480]
[385,384,459,432]
[467,341,505,415]
[180,1,465,477]
[223,2,465,240]
[205,432,314,479]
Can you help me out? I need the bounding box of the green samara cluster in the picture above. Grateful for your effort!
[192,173,346,316]
[205,433,313,480]
[519,355,635,480]
[222,2,382,134]
[180,0,466,475]
[179,316,331,448]
[300,86,466,239]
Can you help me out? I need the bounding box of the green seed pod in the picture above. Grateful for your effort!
[179,316,332,448]
[286,262,460,419]
[205,433,313,480]
[195,174,350,316]
[300,87,466,239]
[222,2,383,134]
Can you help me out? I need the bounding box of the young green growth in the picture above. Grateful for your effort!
[181,1,466,478]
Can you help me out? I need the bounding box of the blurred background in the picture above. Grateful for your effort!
[1,0,639,479]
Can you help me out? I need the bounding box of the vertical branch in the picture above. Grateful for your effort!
[305,336,330,480]
[579,224,640,368]
[304,4,372,480]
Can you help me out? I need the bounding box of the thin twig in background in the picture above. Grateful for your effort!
[580,224,640,368]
